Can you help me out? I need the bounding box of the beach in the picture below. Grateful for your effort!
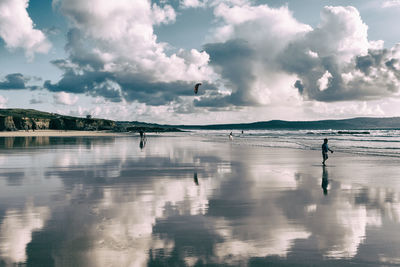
[0,130,130,137]
[0,132,399,266]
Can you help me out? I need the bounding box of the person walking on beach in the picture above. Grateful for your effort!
[322,138,333,166]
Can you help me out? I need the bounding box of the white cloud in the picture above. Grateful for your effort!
[382,0,400,8]
[53,92,79,105]
[0,0,51,59]
[54,0,213,83]
[0,95,7,108]
[42,2,400,123]
[200,3,312,107]
[180,0,206,9]
[310,6,369,63]
[318,71,333,91]
[152,3,176,24]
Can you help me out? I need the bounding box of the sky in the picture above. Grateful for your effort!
[1,0,400,124]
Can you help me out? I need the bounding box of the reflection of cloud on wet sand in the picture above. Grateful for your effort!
[295,172,400,260]
[3,136,400,265]
[52,173,220,266]
[210,166,310,264]
[311,201,367,258]
[209,159,400,264]
[0,201,49,264]
[214,218,309,263]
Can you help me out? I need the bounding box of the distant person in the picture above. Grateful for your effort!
[139,130,144,139]
[322,138,333,166]
[229,132,233,140]
[321,165,329,195]
[241,130,244,134]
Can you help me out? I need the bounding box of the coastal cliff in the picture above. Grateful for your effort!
[0,109,116,131]
[0,109,181,132]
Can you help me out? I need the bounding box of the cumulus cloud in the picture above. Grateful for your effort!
[280,6,400,102]
[46,0,214,108]
[197,3,310,108]
[200,4,400,108]
[0,73,38,90]
[53,91,79,105]
[0,0,51,59]
[43,1,400,119]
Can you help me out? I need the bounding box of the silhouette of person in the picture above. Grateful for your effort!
[194,172,199,185]
[321,165,329,195]
[322,138,334,166]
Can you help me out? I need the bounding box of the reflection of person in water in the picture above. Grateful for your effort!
[139,139,145,150]
[139,131,147,150]
[321,165,329,195]
[193,172,199,185]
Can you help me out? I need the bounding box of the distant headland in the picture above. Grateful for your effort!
[0,109,181,133]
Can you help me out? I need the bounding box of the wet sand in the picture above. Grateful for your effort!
[0,130,130,137]
[0,134,399,266]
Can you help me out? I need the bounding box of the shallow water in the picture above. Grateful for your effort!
[0,135,400,266]
[190,129,400,157]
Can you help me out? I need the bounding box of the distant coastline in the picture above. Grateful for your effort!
[2,108,400,133]
[176,117,400,130]
[0,130,128,137]
[0,108,181,133]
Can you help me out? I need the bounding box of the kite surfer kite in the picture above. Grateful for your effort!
[194,83,201,94]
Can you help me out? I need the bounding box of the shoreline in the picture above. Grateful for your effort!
[0,130,133,137]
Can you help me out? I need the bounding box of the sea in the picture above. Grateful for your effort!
[188,129,400,157]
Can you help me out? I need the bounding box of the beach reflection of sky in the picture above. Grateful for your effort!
[0,136,399,266]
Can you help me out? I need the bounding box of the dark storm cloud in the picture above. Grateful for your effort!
[0,73,38,90]
[43,67,206,106]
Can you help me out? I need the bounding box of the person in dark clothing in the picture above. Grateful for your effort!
[322,138,334,166]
